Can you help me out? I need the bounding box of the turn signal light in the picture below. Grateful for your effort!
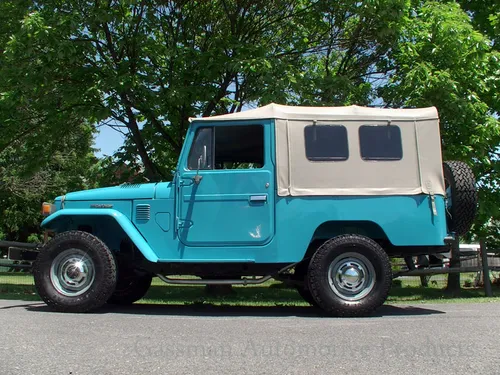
[42,202,55,217]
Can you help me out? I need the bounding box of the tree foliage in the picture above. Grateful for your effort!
[0,0,499,242]
[1,0,412,179]
[0,0,97,240]
[379,2,500,243]
[457,0,500,50]
[0,129,96,240]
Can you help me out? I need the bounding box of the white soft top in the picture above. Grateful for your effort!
[190,103,438,122]
[191,104,445,197]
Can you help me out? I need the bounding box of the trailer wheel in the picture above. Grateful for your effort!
[33,231,117,313]
[307,234,392,317]
[443,161,477,236]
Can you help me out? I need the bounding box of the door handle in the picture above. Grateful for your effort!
[249,195,267,203]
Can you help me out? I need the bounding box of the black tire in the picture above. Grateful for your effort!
[307,234,392,317]
[296,284,318,306]
[443,161,477,236]
[33,231,117,313]
[293,260,319,306]
[108,269,152,305]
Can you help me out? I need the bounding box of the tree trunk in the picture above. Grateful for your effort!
[119,94,160,181]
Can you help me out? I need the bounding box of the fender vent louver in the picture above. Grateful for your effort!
[121,183,143,188]
[136,204,151,222]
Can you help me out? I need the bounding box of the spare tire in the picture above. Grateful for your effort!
[443,161,477,236]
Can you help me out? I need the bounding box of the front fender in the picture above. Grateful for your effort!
[41,209,158,263]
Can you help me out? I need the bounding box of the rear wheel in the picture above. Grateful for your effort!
[33,231,117,313]
[296,284,318,306]
[307,234,392,317]
[293,260,318,306]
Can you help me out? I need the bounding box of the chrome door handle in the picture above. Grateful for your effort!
[249,195,267,203]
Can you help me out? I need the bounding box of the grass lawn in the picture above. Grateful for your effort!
[1,272,499,306]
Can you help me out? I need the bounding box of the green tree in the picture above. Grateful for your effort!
[457,0,500,50]
[1,0,499,243]
[1,0,318,179]
[379,2,500,243]
[0,126,96,240]
[0,0,98,240]
[1,1,413,179]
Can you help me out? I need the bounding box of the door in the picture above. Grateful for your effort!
[176,122,275,247]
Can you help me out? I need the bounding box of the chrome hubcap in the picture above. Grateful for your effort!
[341,266,362,285]
[328,252,375,301]
[50,249,95,297]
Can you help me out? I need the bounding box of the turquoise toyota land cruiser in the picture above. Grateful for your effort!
[33,104,477,316]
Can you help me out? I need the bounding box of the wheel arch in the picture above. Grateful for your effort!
[305,220,390,257]
[41,209,158,262]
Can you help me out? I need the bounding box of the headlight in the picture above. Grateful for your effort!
[42,202,56,217]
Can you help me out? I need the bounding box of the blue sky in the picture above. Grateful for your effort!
[93,126,126,157]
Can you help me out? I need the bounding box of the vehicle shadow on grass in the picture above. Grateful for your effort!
[19,302,446,318]
[1,284,447,317]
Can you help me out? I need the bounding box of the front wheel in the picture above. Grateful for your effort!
[33,231,117,313]
[307,234,392,317]
[108,269,152,305]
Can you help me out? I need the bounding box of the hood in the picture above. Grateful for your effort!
[64,183,158,201]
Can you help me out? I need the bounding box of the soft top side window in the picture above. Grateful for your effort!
[359,125,403,161]
[304,125,349,161]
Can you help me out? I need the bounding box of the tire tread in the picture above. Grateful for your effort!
[308,234,392,317]
[443,161,477,236]
[33,230,117,313]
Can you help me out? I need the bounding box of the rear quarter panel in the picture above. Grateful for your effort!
[272,194,447,262]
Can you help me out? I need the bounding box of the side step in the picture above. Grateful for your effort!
[156,274,273,285]
[156,263,297,286]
